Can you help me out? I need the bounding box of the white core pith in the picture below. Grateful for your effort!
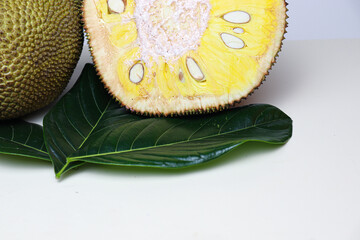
[134,0,211,65]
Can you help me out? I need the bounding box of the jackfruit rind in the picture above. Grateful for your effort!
[84,0,287,116]
[0,0,84,120]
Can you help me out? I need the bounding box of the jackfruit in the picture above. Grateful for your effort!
[0,0,84,120]
[84,0,287,115]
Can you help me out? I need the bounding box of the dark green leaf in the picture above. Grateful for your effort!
[44,64,292,178]
[68,104,292,168]
[43,64,113,178]
[0,120,50,161]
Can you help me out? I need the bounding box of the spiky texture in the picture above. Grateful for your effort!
[0,0,84,120]
[83,0,288,117]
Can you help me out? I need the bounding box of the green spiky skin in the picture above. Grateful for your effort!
[0,0,84,120]
[83,1,288,117]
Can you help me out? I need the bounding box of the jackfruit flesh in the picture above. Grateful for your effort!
[84,0,287,115]
[0,0,83,120]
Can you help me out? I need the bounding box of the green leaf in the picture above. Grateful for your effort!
[43,64,114,178]
[43,64,292,178]
[0,120,50,161]
[68,104,292,168]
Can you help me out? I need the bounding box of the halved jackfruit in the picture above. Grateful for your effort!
[84,0,287,115]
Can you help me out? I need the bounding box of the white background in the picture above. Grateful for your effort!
[1,1,360,240]
[286,0,360,40]
[3,39,359,240]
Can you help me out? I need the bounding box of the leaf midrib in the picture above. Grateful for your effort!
[68,117,289,160]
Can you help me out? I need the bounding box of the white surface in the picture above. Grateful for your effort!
[286,0,360,40]
[1,39,360,239]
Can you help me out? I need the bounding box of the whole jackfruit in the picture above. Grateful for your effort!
[0,0,84,120]
[84,0,287,116]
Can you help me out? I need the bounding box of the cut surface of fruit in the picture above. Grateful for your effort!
[84,0,287,115]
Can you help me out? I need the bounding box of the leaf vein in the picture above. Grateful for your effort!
[96,128,116,155]
[54,121,77,151]
[62,100,86,139]
[218,111,241,134]
[24,124,33,145]
[78,100,112,149]
[0,136,48,155]
[91,118,138,136]
[70,118,289,160]
[77,93,94,128]
[154,120,186,146]
[187,118,214,141]
[11,125,14,141]
[89,80,102,114]
[130,120,158,150]
[115,121,141,151]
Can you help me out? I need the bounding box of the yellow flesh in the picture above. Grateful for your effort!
[84,0,287,115]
